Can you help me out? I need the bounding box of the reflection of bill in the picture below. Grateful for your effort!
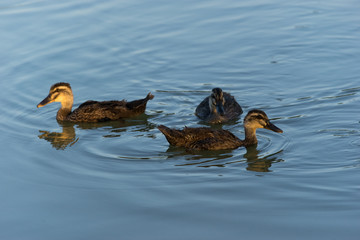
[38,123,78,150]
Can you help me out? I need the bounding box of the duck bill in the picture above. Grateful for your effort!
[265,122,283,133]
[37,94,53,108]
[216,103,225,116]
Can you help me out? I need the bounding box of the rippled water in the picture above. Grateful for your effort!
[1,0,359,239]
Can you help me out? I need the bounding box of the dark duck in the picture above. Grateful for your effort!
[195,88,243,123]
[158,109,282,151]
[37,82,154,122]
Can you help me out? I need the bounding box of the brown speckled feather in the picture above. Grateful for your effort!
[158,125,243,150]
[68,93,154,122]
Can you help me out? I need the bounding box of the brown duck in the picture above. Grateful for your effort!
[195,88,243,123]
[158,109,282,150]
[37,82,154,122]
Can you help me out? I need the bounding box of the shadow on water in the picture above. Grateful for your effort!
[163,144,284,172]
[38,114,155,150]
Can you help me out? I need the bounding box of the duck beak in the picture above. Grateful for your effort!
[37,94,53,108]
[216,103,225,116]
[265,121,283,133]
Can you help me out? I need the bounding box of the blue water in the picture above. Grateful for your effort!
[1,0,359,239]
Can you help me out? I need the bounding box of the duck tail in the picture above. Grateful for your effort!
[146,92,154,101]
[125,92,154,111]
[158,125,184,146]
[158,125,172,137]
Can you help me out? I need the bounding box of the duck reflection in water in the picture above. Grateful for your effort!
[39,115,153,150]
[163,145,283,172]
[244,145,284,172]
[38,122,79,150]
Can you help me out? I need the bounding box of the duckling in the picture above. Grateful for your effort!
[37,82,154,122]
[158,109,282,150]
[195,88,243,123]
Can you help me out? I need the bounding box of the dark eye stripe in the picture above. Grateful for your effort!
[249,115,267,121]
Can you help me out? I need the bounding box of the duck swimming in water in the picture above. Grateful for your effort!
[37,82,154,122]
[158,109,282,150]
[195,88,243,124]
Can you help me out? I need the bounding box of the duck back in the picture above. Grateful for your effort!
[158,125,243,150]
[195,92,242,123]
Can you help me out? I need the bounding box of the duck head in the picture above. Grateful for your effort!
[208,88,225,116]
[37,82,74,109]
[244,109,283,133]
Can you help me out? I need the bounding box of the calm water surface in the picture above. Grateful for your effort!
[1,0,359,239]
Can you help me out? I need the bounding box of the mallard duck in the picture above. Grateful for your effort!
[37,82,154,122]
[195,88,243,123]
[158,109,282,150]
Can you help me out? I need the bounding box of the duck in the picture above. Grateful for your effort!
[195,88,243,123]
[37,82,154,122]
[158,109,282,150]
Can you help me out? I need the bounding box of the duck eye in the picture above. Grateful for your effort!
[51,89,60,94]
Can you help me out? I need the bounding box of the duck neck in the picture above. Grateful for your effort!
[244,127,258,146]
[56,98,73,121]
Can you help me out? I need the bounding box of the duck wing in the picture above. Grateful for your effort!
[68,93,154,122]
[68,100,127,122]
[223,92,243,119]
[158,125,242,150]
[158,125,216,147]
[188,135,243,150]
[195,96,210,120]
